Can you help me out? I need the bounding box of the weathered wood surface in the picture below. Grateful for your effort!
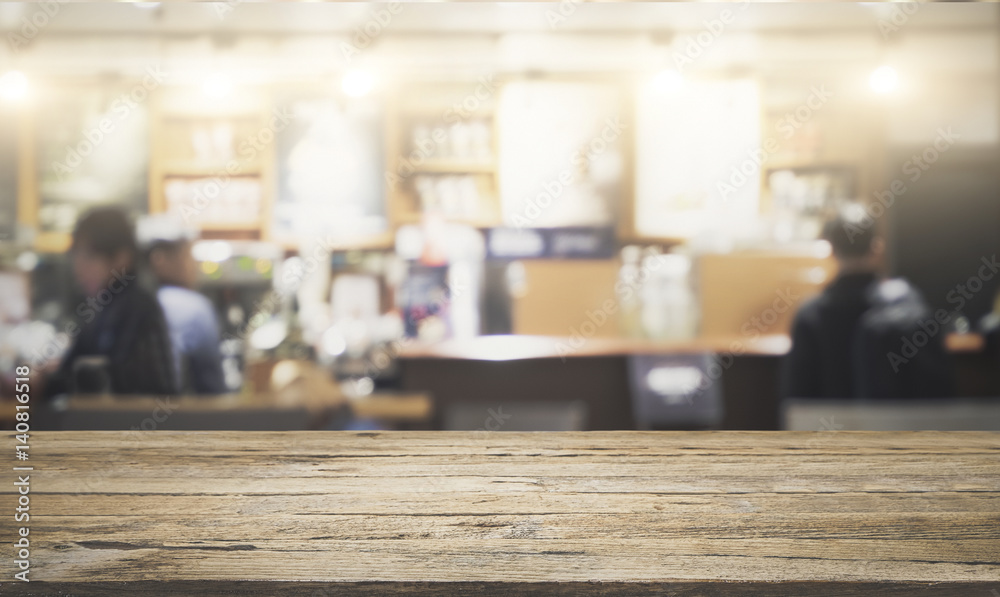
[2,431,999,595]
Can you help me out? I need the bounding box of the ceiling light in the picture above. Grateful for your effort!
[202,75,233,99]
[341,69,375,98]
[0,71,29,102]
[869,65,899,95]
[650,69,684,95]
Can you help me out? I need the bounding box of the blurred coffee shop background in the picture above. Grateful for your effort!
[0,2,998,432]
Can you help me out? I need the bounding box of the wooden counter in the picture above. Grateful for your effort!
[397,334,994,431]
[4,431,999,595]
[396,333,984,361]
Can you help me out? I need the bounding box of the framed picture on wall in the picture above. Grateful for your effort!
[498,80,625,230]
[635,78,761,240]
[272,93,387,246]
[33,83,149,238]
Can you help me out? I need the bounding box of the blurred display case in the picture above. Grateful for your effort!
[498,79,624,230]
[149,87,272,240]
[386,80,501,228]
[634,79,760,241]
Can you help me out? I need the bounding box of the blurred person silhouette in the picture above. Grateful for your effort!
[141,216,227,395]
[782,204,953,399]
[46,207,177,398]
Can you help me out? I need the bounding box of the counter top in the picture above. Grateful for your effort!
[4,430,999,595]
[397,333,983,360]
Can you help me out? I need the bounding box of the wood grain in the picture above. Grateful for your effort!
[2,431,998,596]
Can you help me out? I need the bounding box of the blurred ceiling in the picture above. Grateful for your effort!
[0,2,997,36]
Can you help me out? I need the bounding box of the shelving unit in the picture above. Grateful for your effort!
[148,87,274,241]
[385,80,502,229]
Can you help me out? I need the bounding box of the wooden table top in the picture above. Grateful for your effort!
[4,431,999,595]
[0,392,433,428]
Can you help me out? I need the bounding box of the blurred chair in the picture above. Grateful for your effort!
[782,398,1000,431]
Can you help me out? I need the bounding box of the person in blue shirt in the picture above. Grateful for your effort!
[146,236,228,395]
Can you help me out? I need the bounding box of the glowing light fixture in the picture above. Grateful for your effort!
[321,327,347,357]
[650,68,684,94]
[0,71,29,102]
[341,69,375,98]
[192,240,233,263]
[202,74,233,99]
[869,65,899,94]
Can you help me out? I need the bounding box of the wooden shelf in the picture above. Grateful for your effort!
[198,221,264,232]
[33,231,72,254]
[410,160,496,174]
[394,211,500,229]
[161,163,264,178]
[387,80,502,230]
[276,231,397,252]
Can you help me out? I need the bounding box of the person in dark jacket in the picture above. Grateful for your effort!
[46,208,178,398]
[782,205,953,399]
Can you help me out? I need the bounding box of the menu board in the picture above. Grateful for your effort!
[635,78,760,239]
[34,85,149,234]
[273,95,386,244]
[498,81,624,229]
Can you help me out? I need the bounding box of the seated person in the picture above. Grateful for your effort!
[46,208,177,397]
[144,223,227,395]
[782,205,953,399]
